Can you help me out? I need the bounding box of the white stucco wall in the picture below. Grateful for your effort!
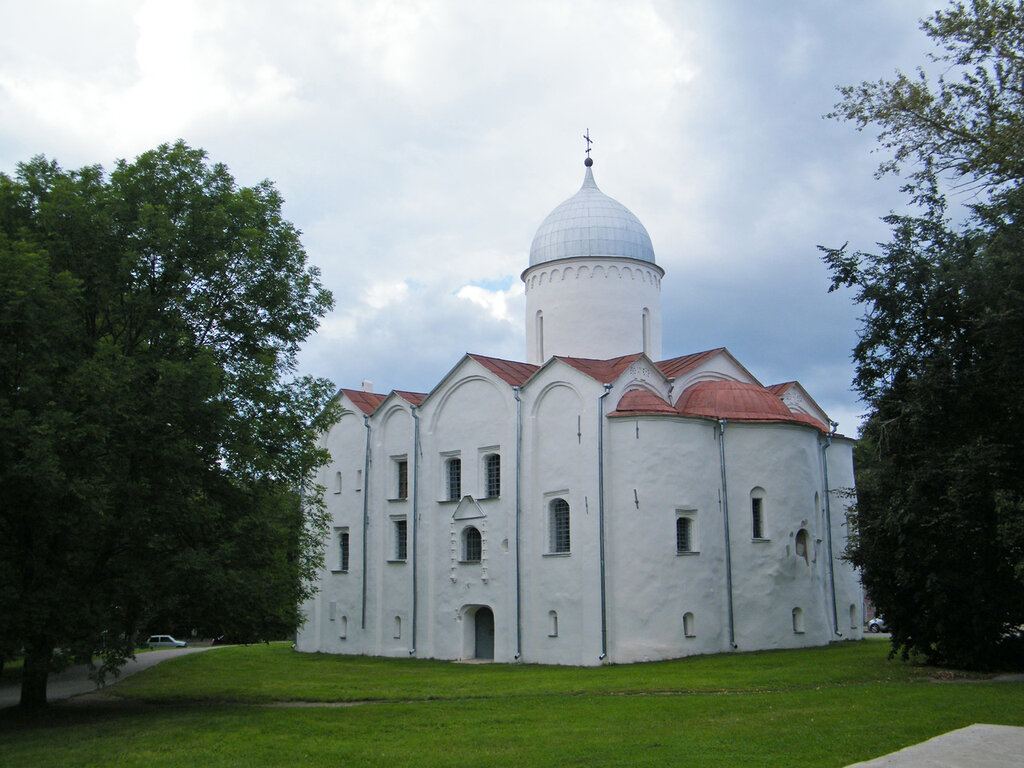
[296,362,862,666]
[524,257,664,363]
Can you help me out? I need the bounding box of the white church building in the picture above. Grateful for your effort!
[295,156,862,665]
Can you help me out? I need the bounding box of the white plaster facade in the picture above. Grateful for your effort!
[296,159,862,665]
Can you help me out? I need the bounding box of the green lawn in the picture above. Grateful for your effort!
[1,639,1021,767]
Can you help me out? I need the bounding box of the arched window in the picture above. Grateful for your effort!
[683,612,695,638]
[676,516,693,553]
[548,610,559,637]
[393,616,402,639]
[750,487,767,539]
[792,607,804,634]
[447,457,462,501]
[340,616,348,639]
[463,526,482,562]
[536,311,544,361]
[549,498,570,553]
[795,528,809,564]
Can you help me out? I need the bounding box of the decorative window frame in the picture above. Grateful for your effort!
[461,525,482,563]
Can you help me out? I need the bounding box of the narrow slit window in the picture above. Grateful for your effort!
[339,530,350,572]
[751,494,766,539]
[396,459,408,500]
[795,528,809,564]
[394,519,408,561]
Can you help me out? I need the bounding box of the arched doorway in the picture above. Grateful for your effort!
[474,607,494,660]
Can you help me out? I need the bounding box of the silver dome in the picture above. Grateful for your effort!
[528,163,655,266]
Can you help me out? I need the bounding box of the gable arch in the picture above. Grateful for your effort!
[380,403,413,430]
[429,374,511,433]
[529,380,585,419]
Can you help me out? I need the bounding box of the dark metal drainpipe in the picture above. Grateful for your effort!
[597,383,612,661]
[361,414,371,630]
[717,420,737,649]
[821,429,840,636]
[410,405,420,655]
[513,386,523,661]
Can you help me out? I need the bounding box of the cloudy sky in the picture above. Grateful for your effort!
[0,0,945,434]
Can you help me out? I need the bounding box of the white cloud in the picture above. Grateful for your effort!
[0,0,950,435]
[455,282,524,325]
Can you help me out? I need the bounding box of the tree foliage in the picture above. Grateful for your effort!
[0,141,337,706]
[823,1,1024,668]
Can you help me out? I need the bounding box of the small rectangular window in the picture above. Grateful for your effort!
[676,517,693,553]
[485,453,500,498]
[394,519,408,561]
[396,459,408,500]
[339,530,350,572]
[447,457,461,501]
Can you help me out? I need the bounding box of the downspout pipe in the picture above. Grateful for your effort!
[597,383,612,661]
[361,414,371,630]
[513,386,523,661]
[822,425,841,637]
[410,405,420,655]
[717,419,737,649]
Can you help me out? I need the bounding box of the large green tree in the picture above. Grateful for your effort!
[0,141,337,706]
[823,0,1024,668]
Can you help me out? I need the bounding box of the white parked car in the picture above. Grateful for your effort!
[146,634,187,649]
[868,616,888,633]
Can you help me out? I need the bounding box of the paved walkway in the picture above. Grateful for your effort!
[0,646,218,709]
[846,724,1024,768]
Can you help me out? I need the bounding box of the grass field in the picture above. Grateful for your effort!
[1,638,1021,767]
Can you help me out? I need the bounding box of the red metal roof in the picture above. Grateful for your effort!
[467,354,540,387]
[675,380,826,430]
[393,390,427,406]
[556,353,644,383]
[765,382,796,397]
[608,388,677,416]
[339,389,387,415]
[656,348,726,379]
